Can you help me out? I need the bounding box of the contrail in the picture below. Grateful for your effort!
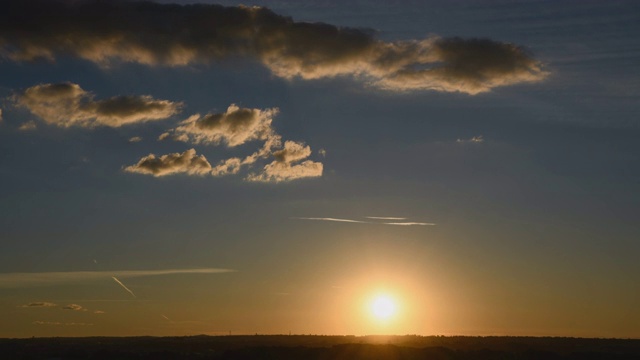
[383,222,436,226]
[112,277,136,298]
[292,217,368,223]
[161,314,171,321]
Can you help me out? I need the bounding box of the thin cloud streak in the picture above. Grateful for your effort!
[366,216,407,220]
[0,268,235,288]
[112,277,136,298]
[293,217,436,226]
[20,302,57,308]
[293,217,368,224]
[383,222,436,226]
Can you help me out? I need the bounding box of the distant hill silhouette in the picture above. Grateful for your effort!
[1,335,639,359]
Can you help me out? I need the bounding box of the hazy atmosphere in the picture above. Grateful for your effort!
[1,0,639,339]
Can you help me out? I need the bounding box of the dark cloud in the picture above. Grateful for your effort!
[14,82,181,128]
[0,0,547,94]
[124,148,212,177]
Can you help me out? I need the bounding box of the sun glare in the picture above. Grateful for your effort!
[370,294,397,320]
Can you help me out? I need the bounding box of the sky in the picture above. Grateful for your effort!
[0,0,639,338]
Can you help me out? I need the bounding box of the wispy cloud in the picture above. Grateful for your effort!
[33,321,93,326]
[382,222,436,226]
[293,217,368,224]
[293,217,436,226]
[0,1,547,94]
[456,135,485,144]
[128,136,142,143]
[112,277,136,298]
[62,303,87,311]
[14,82,181,128]
[20,302,57,308]
[17,120,37,131]
[0,268,235,288]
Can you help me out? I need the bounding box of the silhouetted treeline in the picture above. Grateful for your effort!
[1,335,639,359]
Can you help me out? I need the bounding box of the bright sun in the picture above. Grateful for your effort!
[370,295,397,320]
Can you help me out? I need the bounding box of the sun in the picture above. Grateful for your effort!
[370,294,397,320]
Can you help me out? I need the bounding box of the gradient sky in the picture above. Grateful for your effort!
[0,0,639,338]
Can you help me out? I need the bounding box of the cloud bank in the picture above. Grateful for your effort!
[0,0,547,94]
[14,82,181,128]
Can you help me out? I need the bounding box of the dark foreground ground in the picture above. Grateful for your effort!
[1,335,639,360]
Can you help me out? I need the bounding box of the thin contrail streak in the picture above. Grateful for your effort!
[383,222,436,226]
[161,314,171,321]
[112,276,136,298]
[292,217,368,223]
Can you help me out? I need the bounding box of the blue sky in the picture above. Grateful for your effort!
[0,0,639,337]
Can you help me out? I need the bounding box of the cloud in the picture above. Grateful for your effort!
[124,148,212,177]
[17,120,37,131]
[20,302,57,308]
[172,105,278,147]
[247,141,323,182]
[373,38,548,94]
[248,160,323,183]
[133,106,323,182]
[33,321,93,326]
[382,222,436,226]
[0,1,547,94]
[366,216,407,220]
[94,310,105,314]
[456,135,484,143]
[14,82,181,128]
[62,304,86,311]
[128,136,142,143]
[293,217,436,226]
[293,217,367,224]
[0,268,235,288]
